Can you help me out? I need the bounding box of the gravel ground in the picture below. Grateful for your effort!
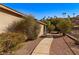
[13,37,44,55]
[13,33,79,55]
[50,34,74,55]
[64,36,79,55]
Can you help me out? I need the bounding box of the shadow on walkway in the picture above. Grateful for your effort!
[40,33,64,38]
[40,34,53,38]
[53,34,63,38]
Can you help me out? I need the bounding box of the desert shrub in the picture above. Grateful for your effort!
[57,19,72,35]
[0,32,27,54]
[47,24,55,33]
[7,15,40,40]
[50,18,65,31]
[46,18,65,33]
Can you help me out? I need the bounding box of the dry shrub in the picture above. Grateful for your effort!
[0,32,27,54]
[57,19,72,34]
[7,15,40,40]
[47,24,55,33]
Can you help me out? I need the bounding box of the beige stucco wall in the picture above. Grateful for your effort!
[0,11,45,37]
[38,24,44,37]
[0,12,23,33]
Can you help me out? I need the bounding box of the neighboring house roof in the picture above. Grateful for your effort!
[37,21,46,25]
[0,4,46,25]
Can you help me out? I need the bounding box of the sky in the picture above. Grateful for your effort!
[3,3,79,20]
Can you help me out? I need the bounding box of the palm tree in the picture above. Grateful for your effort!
[62,12,66,18]
[40,16,46,21]
[73,13,75,17]
[47,16,50,19]
[54,16,57,19]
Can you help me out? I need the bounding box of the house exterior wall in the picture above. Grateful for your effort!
[0,11,23,33]
[0,4,46,37]
[38,24,44,37]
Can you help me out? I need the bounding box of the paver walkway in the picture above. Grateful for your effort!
[50,34,74,55]
[64,36,79,55]
[32,37,53,55]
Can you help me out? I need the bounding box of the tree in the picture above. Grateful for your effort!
[73,13,75,17]
[47,24,55,33]
[43,17,55,33]
[57,19,72,36]
[50,18,64,32]
[40,16,46,22]
[75,15,79,20]
[46,20,52,33]
[54,16,57,19]
[62,12,66,18]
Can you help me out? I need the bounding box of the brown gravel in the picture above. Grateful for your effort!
[64,36,79,55]
[13,37,44,55]
[13,33,79,55]
[50,34,74,55]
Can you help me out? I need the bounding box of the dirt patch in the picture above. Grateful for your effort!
[13,37,44,55]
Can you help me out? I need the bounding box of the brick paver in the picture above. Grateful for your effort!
[64,36,79,55]
[50,35,74,55]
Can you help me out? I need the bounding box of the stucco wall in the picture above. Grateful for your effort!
[0,11,45,37]
[38,24,44,37]
[0,11,23,33]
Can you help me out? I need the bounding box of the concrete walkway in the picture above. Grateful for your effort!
[32,37,53,55]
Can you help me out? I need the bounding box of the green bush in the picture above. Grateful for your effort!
[57,19,72,35]
[47,24,55,33]
[7,15,40,40]
[0,32,27,54]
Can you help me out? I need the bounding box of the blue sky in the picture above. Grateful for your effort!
[3,3,79,20]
